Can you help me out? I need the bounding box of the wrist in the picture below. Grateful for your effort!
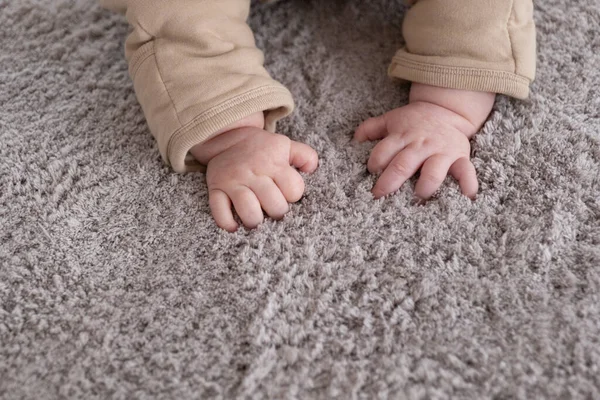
[409,83,495,139]
[189,111,265,165]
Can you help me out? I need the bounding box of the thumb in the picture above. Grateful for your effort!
[354,114,388,142]
[289,141,319,173]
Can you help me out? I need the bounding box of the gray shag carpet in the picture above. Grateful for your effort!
[1,0,600,398]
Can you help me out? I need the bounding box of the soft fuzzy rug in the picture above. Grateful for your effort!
[1,0,599,398]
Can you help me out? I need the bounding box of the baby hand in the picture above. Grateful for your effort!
[355,84,495,200]
[191,122,318,232]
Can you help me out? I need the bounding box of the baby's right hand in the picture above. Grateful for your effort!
[190,126,318,232]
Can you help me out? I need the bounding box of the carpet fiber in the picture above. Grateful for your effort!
[1,0,600,398]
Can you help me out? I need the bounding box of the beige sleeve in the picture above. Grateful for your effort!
[100,0,294,172]
[389,0,536,99]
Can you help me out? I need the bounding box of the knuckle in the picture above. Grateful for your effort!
[419,137,432,146]
[456,158,475,173]
[420,138,442,152]
[457,149,471,158]
[419,171,444,185]
[388,160,410,177]
[209,187,230,198]
[273,134,291,148]
[409,136,427,148]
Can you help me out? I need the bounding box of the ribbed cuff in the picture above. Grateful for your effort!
[166,86,294,173]
[389,54,530,100]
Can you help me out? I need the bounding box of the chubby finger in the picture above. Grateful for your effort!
[229,186,264,229]
[367,135,407,174]
[354,115,388,142]
[414,155,455,199]
[449,157,478,199]
[250,177,289,220]
[289,141,319,173]
[274,168,305,203]
[372,145,427,199]
[209,189,238,232]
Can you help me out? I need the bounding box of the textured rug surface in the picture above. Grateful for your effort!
[1,0,600,398]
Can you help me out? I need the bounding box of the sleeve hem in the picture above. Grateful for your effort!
[166,86,294,173]
[388,54,531,99]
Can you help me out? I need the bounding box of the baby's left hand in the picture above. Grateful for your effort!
[354,84,495,200]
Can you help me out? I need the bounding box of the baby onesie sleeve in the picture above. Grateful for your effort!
[100,0,294,172]
[389,0,536,99]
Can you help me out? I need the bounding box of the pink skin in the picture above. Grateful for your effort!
[190,112,318,232]
[192,83,495,231]
[354,83,496,199]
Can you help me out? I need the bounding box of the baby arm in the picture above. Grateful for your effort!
[101,0,317,230]
[190,112,318,232]
[357,0,535,199]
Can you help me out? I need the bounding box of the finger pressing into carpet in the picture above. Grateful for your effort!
[354,115,388,142]
[250,177,289,220]
[372,145,427,199]
[274,168,305,203]
[289,141,319,173]
[229,186,264,229]
[367,135,407,174]
[209,189,238,232]
[414,155,455,199]
[449,157,478,199]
